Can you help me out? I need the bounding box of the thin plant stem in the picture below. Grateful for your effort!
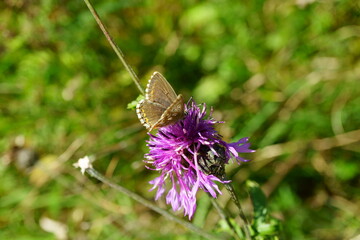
[210,197,241,240]
[82,0,145,95]
[224,182,252,240]
[85,167,225,240]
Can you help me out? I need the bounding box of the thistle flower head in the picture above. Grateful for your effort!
[145,100,254,219]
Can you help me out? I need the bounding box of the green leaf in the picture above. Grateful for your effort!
[127,95,144,110]
[247,180,282,238]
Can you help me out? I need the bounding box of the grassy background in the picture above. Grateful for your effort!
[1,0,360,239]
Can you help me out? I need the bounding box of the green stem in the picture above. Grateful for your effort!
[86,167,224,240]
[210,197,241,240]
[82,0,145,95]
[224,182,252,240]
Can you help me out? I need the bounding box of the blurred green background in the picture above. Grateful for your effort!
[1,0,360,239]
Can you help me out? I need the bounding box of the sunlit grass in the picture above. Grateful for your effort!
[1,0,359,239]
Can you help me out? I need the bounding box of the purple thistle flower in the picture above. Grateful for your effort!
[145,100,254,219]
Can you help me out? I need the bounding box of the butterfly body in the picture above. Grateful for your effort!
[136,72,185,131]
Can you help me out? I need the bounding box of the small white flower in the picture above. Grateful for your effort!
[73,156,93,175]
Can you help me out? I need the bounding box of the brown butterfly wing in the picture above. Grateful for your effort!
[137,72,185,131]
[145,72,178,108]
[136,99,168,130]
[151,94,185,130]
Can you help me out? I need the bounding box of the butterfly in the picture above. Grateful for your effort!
[136,71,185,131]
